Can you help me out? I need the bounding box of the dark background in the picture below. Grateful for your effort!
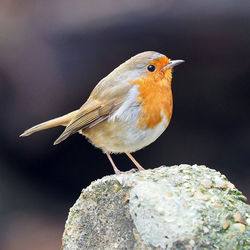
[0,0,249,249]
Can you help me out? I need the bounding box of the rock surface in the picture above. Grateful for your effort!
[62,165,250,249]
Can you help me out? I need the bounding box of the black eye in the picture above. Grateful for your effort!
[147,65,156,72]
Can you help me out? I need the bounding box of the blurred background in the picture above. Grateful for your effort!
[0,0,249,249]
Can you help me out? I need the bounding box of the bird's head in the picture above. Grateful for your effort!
[116,51,184,86]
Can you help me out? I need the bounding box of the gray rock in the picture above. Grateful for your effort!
[62,165,250,249]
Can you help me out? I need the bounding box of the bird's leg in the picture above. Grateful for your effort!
[125,152,145,171]
[106,152,121,174]
[106,152,136,174]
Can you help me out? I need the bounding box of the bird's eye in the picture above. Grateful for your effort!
[147,65,156,72]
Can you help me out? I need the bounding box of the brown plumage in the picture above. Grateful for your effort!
[20,110,78,137]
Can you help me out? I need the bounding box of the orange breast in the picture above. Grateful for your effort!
[131,57,173,129]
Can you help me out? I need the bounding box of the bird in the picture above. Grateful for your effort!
[20,51,184,174]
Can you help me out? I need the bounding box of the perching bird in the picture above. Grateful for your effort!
[20,51,184,174]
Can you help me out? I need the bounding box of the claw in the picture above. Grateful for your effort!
[115,168,137,175]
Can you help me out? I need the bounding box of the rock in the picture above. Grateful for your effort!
[61,164,250,249]
[222,221,229,230]
[233,223,246,233]
[233,212,246,224]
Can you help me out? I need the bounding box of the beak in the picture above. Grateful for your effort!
[164,59,185,69]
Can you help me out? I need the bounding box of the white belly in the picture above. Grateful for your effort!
[106,115,168,153]
[83,85,169,153]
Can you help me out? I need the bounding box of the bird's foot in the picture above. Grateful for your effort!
[114,168,137,175]
[125,152,145,171]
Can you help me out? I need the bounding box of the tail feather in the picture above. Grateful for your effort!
[20,110,78,138]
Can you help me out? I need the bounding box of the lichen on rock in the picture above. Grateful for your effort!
[62,164,250,249]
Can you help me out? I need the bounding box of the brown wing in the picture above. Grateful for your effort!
[53,83,131,145]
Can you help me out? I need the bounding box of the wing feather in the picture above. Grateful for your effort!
[53,83,131,145]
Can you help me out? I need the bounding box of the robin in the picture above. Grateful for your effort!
[20,51,184,174]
